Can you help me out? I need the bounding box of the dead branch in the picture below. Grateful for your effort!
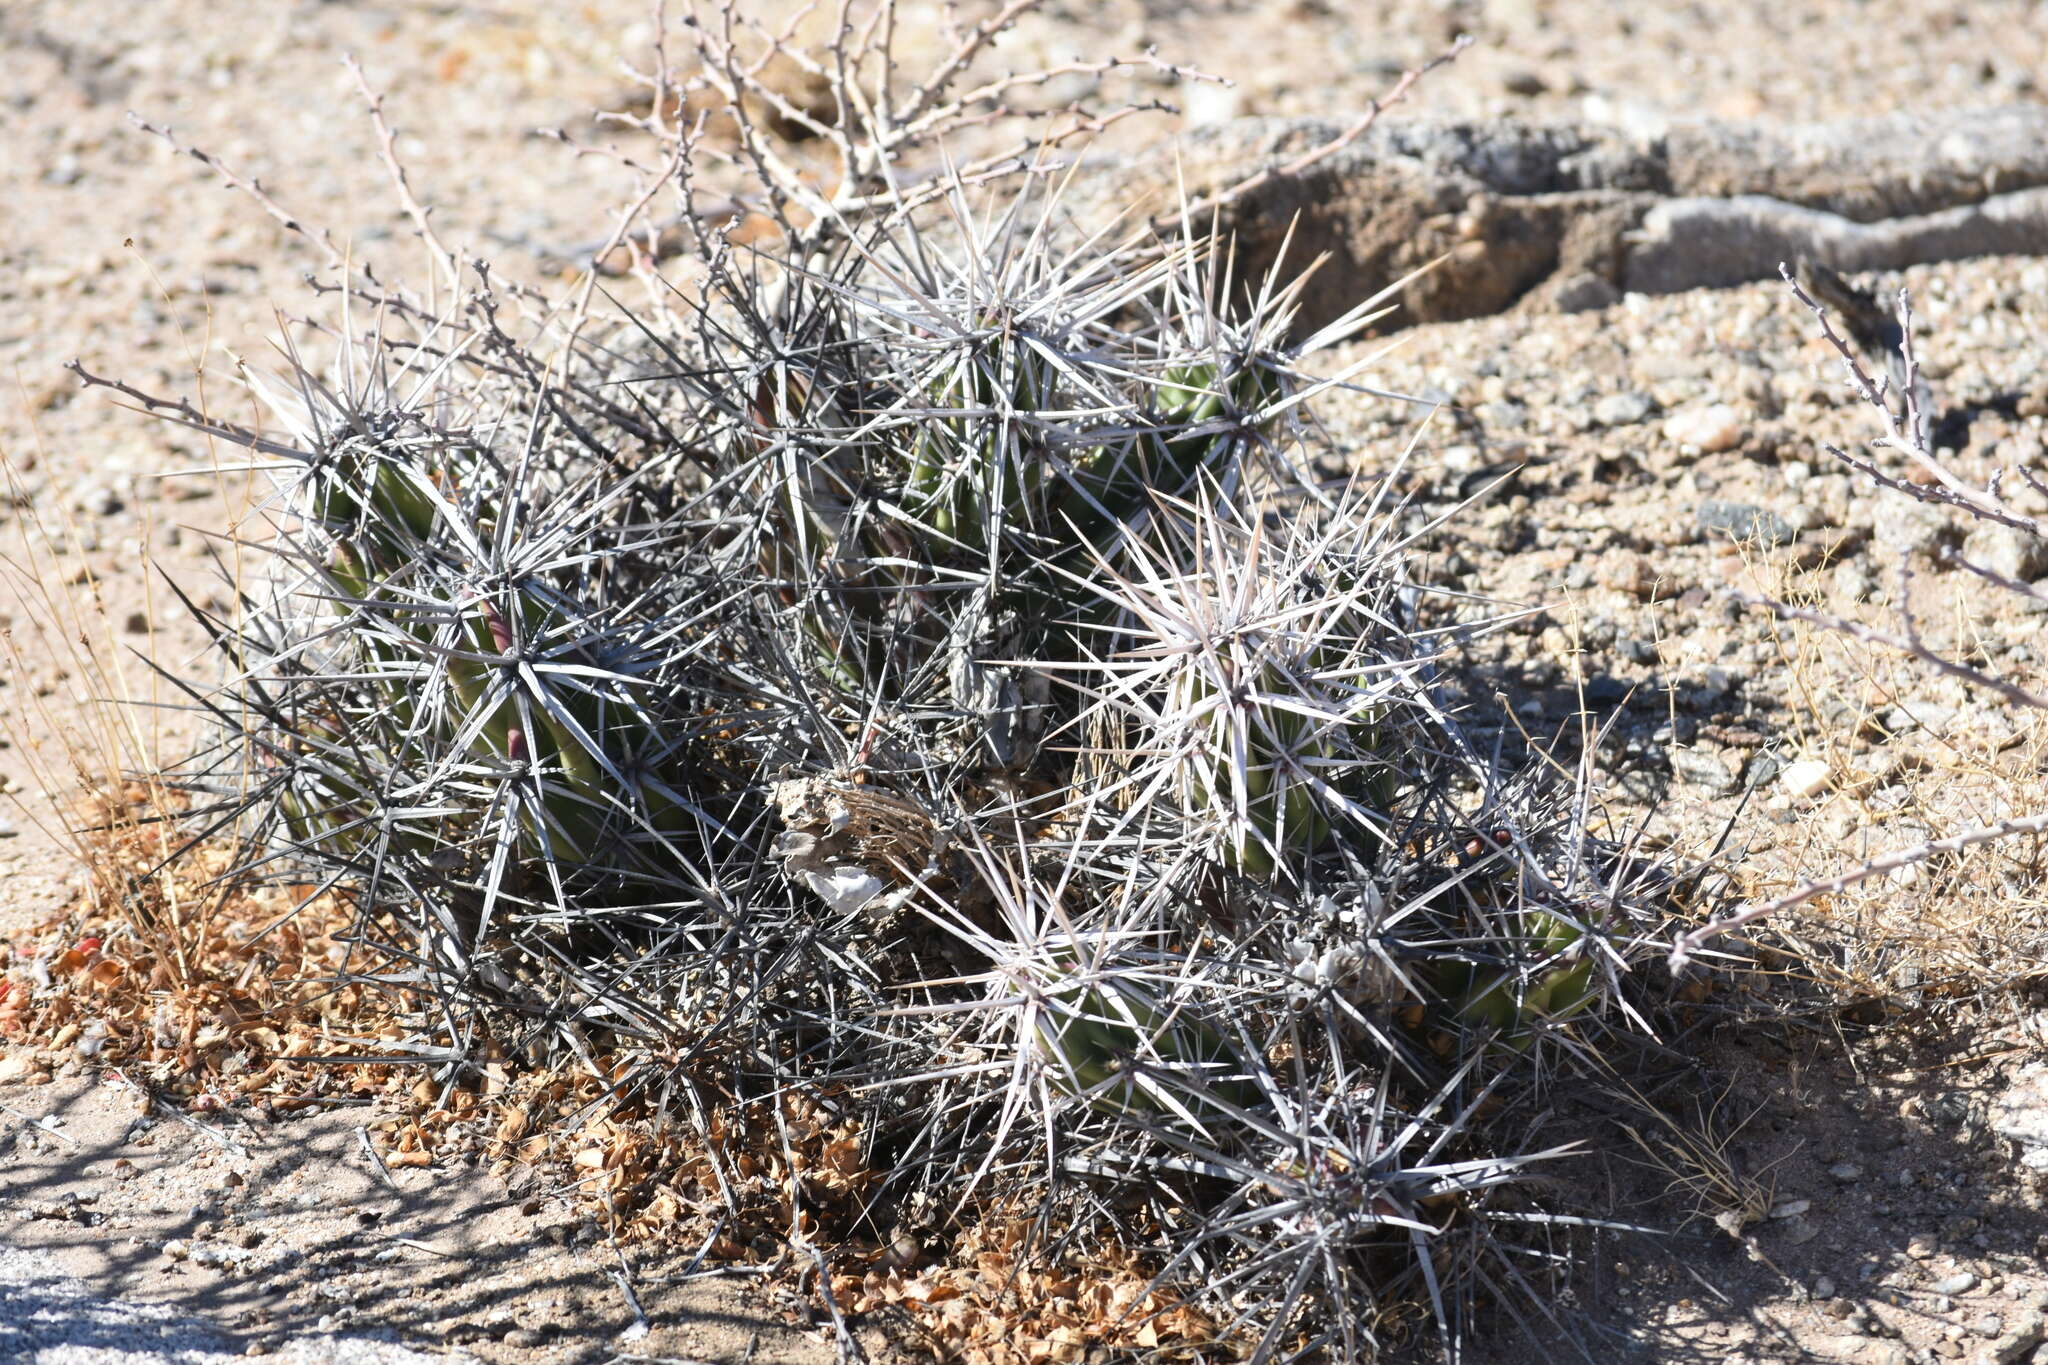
[128,115,348,275]
[1670,810,2048,970]
[347,55,464,299]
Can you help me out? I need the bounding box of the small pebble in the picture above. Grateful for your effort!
[1593,390,1655,427]
[1664,402,1746,453]
[1696,499,1795,547]
[1934,1272,1982,1295]
[1780,759,1832,801]
[1829,1161,1864,1182]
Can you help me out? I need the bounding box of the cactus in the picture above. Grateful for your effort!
[1030,964,1261,1121]
[113,17,1700,1359]
[1062,490,1411,881]
[1439,909,1611,1051]
[717,222,1306,753]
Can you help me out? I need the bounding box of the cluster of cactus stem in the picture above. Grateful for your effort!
[285,425,698,878]
[134,26,1680,1358]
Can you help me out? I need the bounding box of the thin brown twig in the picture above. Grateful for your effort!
[1807,438,2047,537]
[65,361,301,461]
[1780,263,2044,537]
[127,115,348,275]
[346,55,463,299]
[1939,543,2048,606]
[1670,810,2048,970]
[1735,590,2048,711]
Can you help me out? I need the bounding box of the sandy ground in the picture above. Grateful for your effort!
[0,1077,886,1364]
[0,1243,459,1364]
[5,2,2048,1362]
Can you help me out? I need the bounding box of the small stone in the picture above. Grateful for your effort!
[1992,1064,2048,1157]
[503,1328,545,1349]
[1829,1161,1865,1182]
[1671,746,1739,794]
[1502,68,1549,96]
[1979,1307,2045,1363]
[68,483,124,517]
[1833,560,1876,601]
[1780,759,1833,801]
[124,611,149,634]
[1475,399,1528,430]
[1664,402,1746,453]
[1876,499,1958,559]
[1439,443,1482,474]
[1934,1272,1982,1295]
[1179,79,1241,127]
[1909,1233,1941,1259]
[1596,549,1665,600]
[1816,1275,1838,1298]
[1593,391,1656,427]
[1551,271,1621,313]
[1961,524,2048,584]
[1697,500,1796,547]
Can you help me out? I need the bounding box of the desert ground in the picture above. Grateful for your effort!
[4,2,2048,1362]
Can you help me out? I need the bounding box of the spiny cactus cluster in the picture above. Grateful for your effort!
[147,187,1677,1355]
[128,14,1683,1357]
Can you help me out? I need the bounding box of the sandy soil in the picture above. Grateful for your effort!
[1,1076,887,1363]
[5,2,2048,1362]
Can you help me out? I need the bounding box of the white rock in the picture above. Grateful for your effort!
[800,864,886,916]
[1662,403,1745,453]
[1962,523,2048,583]
[1179,79,1242,127]
[1779,759,1832,801]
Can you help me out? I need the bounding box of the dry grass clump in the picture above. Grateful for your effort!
[1760,598,2048,997]
[0,783,401,1110]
